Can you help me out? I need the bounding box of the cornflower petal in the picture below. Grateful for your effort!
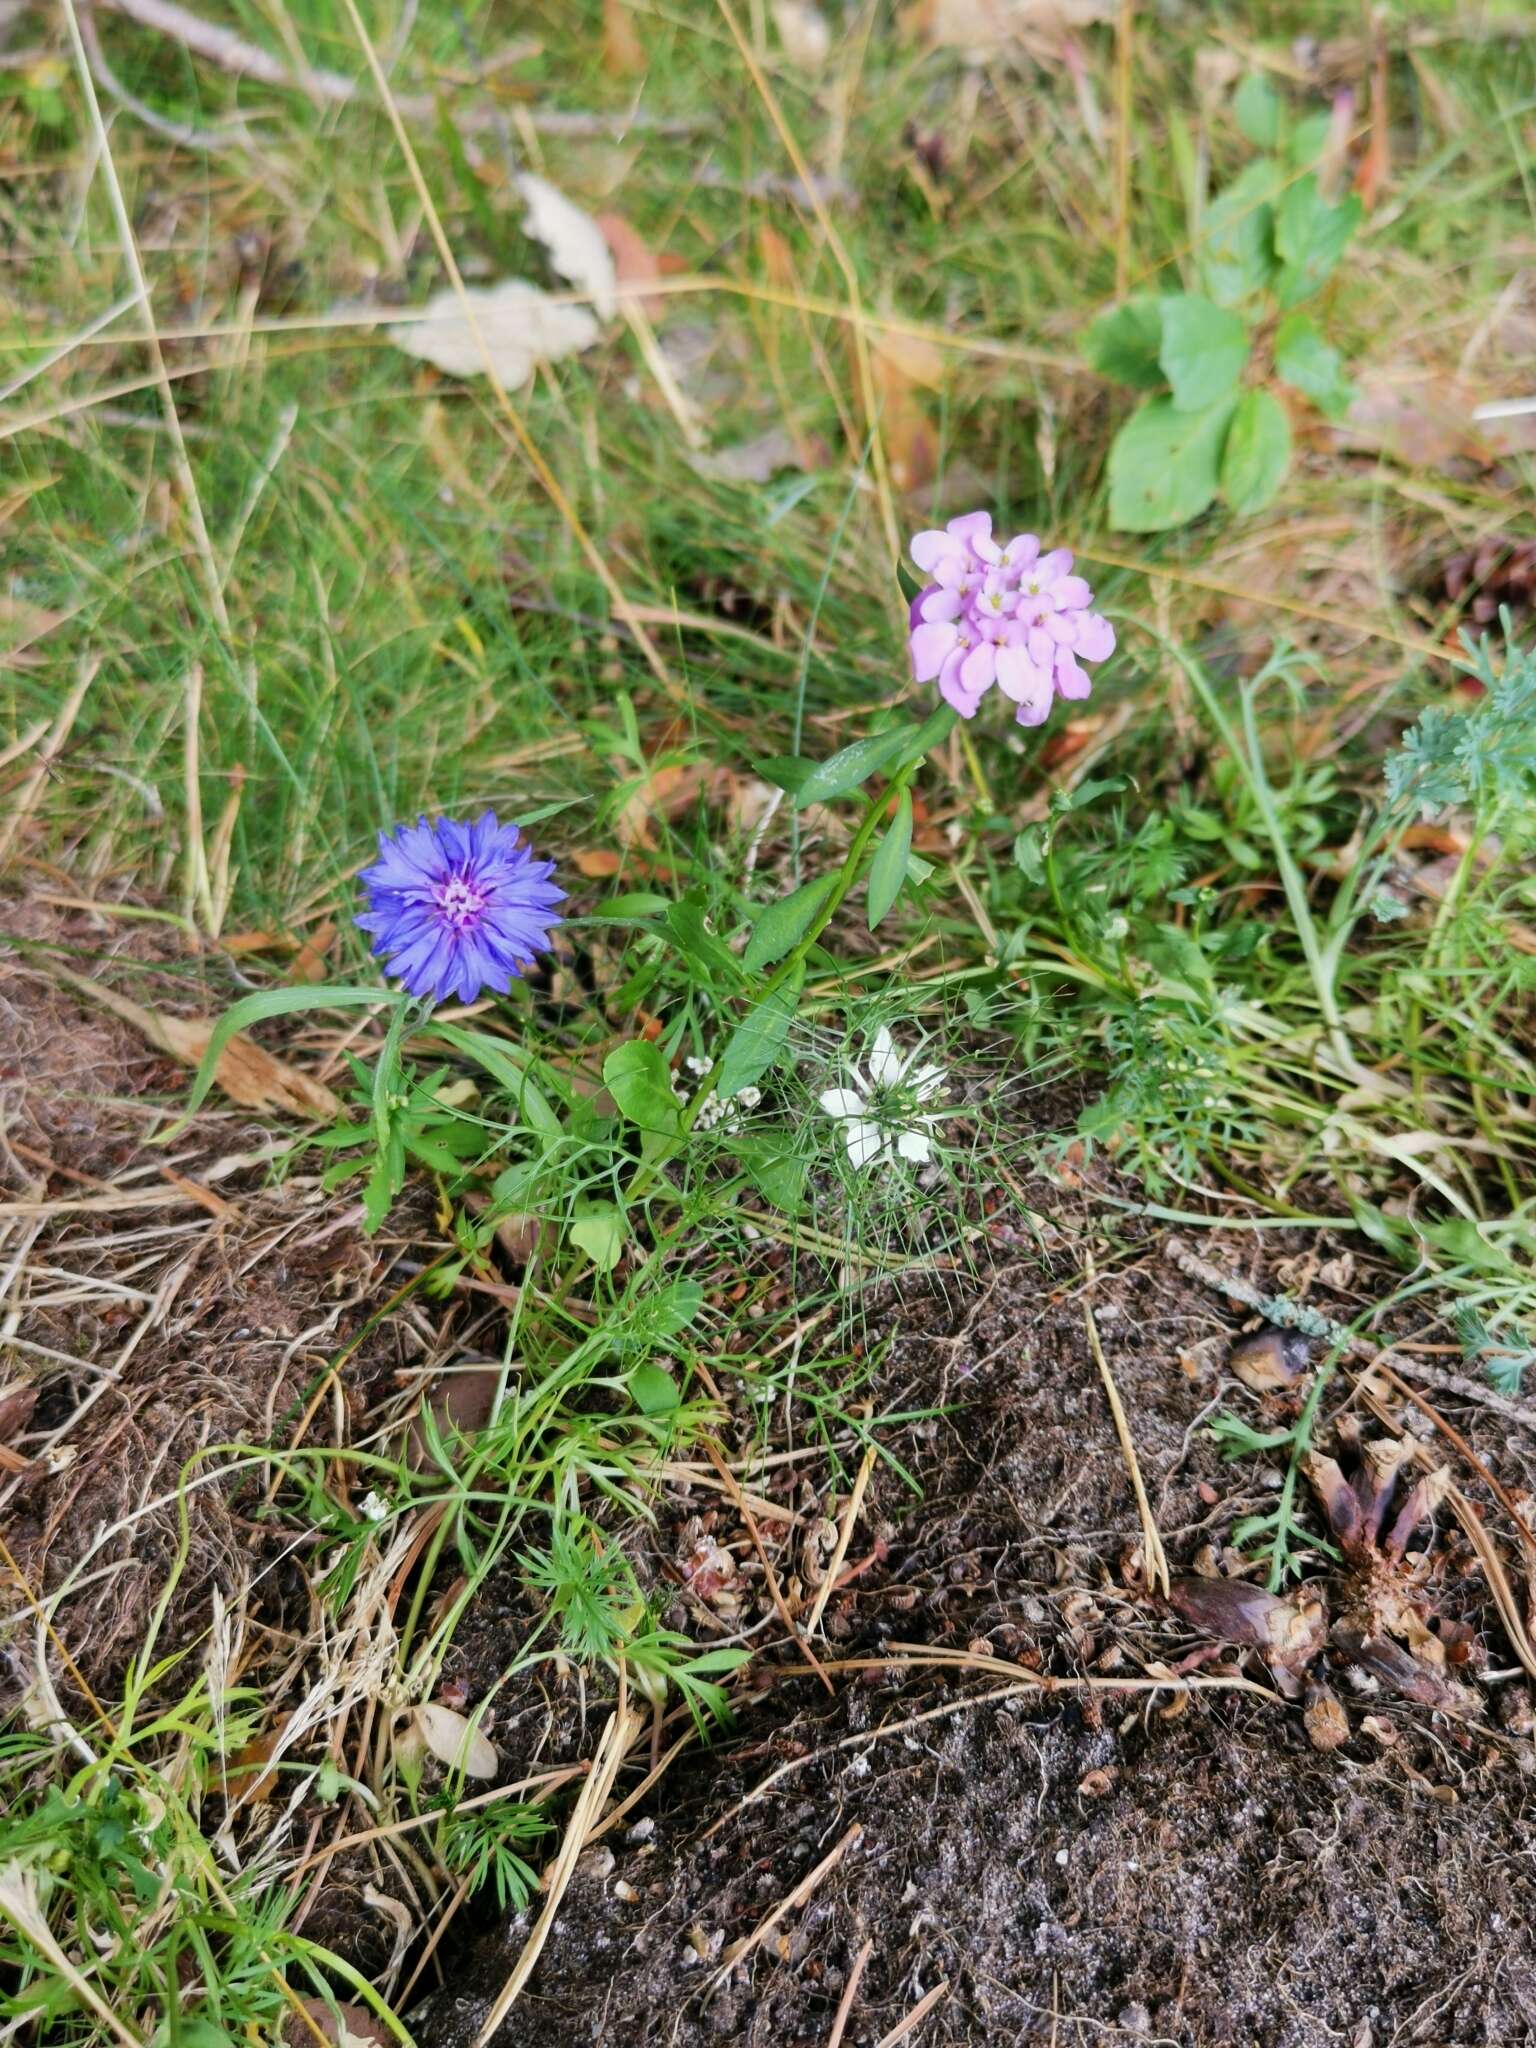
[356,813,564,1006]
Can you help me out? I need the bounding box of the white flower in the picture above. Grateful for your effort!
[818,1026,948,1173]
[360,1490,390,1523]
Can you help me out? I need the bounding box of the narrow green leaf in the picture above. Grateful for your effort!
[793,725,915,809]
[1107,395,1237,533]
[718,968,801,1098]
[866,788,913,931]
[1220,387,1293,513]
[427,1024,565,1135]
[1157,293,1250,411]
[743,872,837,973]
[160,985,403,1138]
[602,1040,681,1133]
[753,754,814,796]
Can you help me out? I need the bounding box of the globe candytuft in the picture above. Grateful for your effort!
[906,511,1115,726]
[356,812,565,1005]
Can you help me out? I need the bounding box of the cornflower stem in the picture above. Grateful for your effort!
[624,724,953,1226]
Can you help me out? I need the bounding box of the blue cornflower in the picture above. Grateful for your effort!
[356,812,564,1005]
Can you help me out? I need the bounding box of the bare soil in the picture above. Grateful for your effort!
[415,1258,1536,2048]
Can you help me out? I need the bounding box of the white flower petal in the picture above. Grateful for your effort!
[911,1063,948,1101]
[819,1087,867,1119]
[843,1118,887,1169]
[896,1129,932,1163]
[867,1027,903,1087]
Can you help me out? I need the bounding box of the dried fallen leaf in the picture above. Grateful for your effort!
[601,0,645,74]
[405,1363,502,1468]
[517,172,617,319]
[870,333,939,493]
[283,1998,392,2048]
[0,1383,37,1446]
[290,919,336,984]
[597,211,666,318]
[223,1713,294,1803]
[391,281,601,387]
[411,1700,499,1780]
[773,0,831,67]
[51,969,341,1121]
[690,427,804,485]
[910,0,1111,57]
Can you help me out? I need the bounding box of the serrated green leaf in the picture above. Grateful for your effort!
[1107,395,1237,533]
[866,788,913,931]
[1220,387,1293,513]
[1273,313,1354,418]
[602,1040,680,1133]
[1158,294,1250,411]
[793,725,915,809]
[743,872,836,974]
[1233,73,1282,149]
[1197,159,1282,307]
[718,968,801,1097]
[1083,296,1165,388]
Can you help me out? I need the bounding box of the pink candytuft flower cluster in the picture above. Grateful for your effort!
[907,512,1115,725]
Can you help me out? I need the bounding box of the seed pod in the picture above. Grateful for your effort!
[1229,1326,1312,1394]
[1332,1625,1482,1717]
[1355,1437,1413,1544]
[1304,1452,1365,1551]
[1167,1576,1327,1676]
[1303,1683,1350,1752]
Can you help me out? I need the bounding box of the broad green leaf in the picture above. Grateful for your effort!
[743,872,836,974]
[866,789,913,931]
[628,1361,680,1415]
[1082,296,1165,389]
[1233,73,1281,149]
[1274,313,1354,419]
[1220,387,1292,513]
[570,1203,625,1271]
[1273,176,1361,304]
[1107,395,1237,533]
[161,984,404,1137]
[618,1278,704,1349]
[1287,111,1331,166]
[718,968,801,1097]
[793,725,915,809]
[663,895,744,986]
[1013,824,1045,886]
[1197,159,1282,307]
[1157,294,1250,411]
[733,1133,806,1212]
[754,754,814,796]
[602,1040,680,1133]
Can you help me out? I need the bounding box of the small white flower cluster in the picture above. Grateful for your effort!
[819,1026,949,1173]
[675,1054,760,1134]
